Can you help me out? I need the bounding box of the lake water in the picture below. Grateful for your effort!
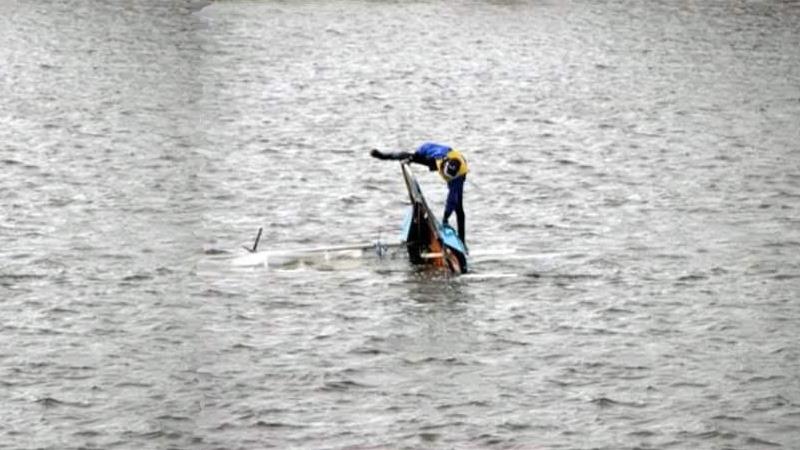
[1,0,799,448]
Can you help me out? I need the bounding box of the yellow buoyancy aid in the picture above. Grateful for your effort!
[436,150,469,182]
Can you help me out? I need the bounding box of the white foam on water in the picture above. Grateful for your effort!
[459,272,520,280]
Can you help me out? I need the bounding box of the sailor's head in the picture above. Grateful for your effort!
[443,158,461,179]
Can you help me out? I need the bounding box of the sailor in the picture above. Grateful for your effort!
[370,142,469,246]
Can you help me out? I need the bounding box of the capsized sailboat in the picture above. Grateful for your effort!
[232,163,469,274]
[400,162,468,274]
[232,227,402,268]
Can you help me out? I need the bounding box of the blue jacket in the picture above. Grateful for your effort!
[416,142,452,160]
[413,142,466,232]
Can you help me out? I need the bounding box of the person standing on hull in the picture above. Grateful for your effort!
[370,142,469,247]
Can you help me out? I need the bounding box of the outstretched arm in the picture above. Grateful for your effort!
[370,149,413,161]
[370,149,437,171]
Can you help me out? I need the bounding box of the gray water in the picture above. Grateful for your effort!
[2,1,800,449]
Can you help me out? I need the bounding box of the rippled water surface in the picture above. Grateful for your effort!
[2,1,800,449]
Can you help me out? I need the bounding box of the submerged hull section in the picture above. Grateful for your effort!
[400,163,468,274]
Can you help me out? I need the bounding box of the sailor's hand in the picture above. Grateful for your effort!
[370,149,387,160]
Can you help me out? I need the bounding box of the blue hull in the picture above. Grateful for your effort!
[400,163,468,274]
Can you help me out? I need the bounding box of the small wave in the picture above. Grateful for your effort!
[628,429,658,437]
[98,253,134,261]
[349,346,384,355]
[230,343,257,353]
[526,272,602,281]
[747,375,785,383]
[319,379,371,392]
[602,307,635,315]
[436,400,491,411]
[590,397,618,408]
[545,378,573,387]
[35,397,91,409]
[0,273,46,281]
[676,273,708,282]
[711,414,745,421]
[254,420,306,429]
[156,414,192,422]
[670,381,708,388]
[402,356,468,366]
[500,421,532,432]
[121,273,152,282]
[155,267,174,275]
[496,338,530,347]
[590,397,647,409]
[679,429,737,440]
[750,395,791,412]
[73,429,102,437]
[131,429,183,439]
[201,288,242,299]
[114,381,153,389]
[48,307,80,315]
[744,436,781,447]
[59,364,95,371]
[773,273,799,280]
[419,431,440,442]
[35,397,65,407]
[475,433,508,446]
[589,327,621,336]
[770,347,795,355]
[31,328,65,336]
[212,422,235,431]
[654,252,689,260]
[764,240,800,248]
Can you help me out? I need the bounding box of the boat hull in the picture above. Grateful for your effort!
[400,163,468,274]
